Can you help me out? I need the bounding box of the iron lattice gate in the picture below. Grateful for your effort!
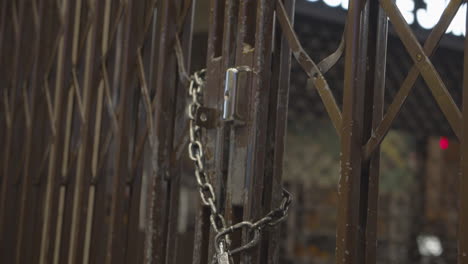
[0,0,467,263]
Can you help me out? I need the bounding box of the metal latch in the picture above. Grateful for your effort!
[223,66,251,122]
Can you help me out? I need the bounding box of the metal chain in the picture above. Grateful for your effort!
[187,69,228,234]
[187,69,292,263]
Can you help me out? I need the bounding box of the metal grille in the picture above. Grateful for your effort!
[1,0,468,264]
[0,0,193,263]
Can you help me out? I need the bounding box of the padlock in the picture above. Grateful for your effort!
[216,242,230,264]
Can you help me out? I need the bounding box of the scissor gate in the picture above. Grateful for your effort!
[0,0,468,263]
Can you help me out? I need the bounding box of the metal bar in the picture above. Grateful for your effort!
[114,2,158,263]
[379,0,462,138]
[223,1,257,264]
[19,2,60,262]
[215,0,243,262]
[363,0,462,159]
[192,0,229,262]
[14,0,46,262]
[146,0,185,263]
[336,0,368,263]
[207,0,243,262]
[2,1,33,261]
[138,15,161,261]
[263,0,295,263]
[50,0,85,261]
[163,2,196,264]
[239,1,277,263]
[38,0,73,262]
[88,3,124,262]
[53,1,99,263]
[0,2,25,257]
[124,53,147,264]
[361,1,387,263]
[307,77,342,134]
[143,5,161,263]
[81,0,112,262]
[67,0,100,262]
[275,1,342,135]
[105,0,137,262]
[459,8,468,263]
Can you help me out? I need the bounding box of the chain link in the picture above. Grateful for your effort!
[187,69,292,263]
[187,69,227,234]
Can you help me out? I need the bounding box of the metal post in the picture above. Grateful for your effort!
[337,0,369,263]
[146,1,195,263]
[362,1,387,263]
[238,1,278,263]
[263,0,295,263]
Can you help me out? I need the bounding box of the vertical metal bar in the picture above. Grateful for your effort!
[226,0,257,263]
[1,1,32,261]
[240,1,277,263]
[0,2,25,257]
[216,1,244,263]
[144,3,165,262]
[105,0,137,263]
[67,0,100,263]
[38,0,72,262]
[145,0,185,263]
[263,0,294,263]
[192,0,228,262]
[88,2,122,263]
[15,0,46,262]
[336,0,369,263]
[19,2,59,262]
[0,0,7,198]
[51,0,84,261]
[163,1,196,264]
[458,9,468,264]
[362,1,387,263]
[140,5,160,264]
[121,1,157,260]
[81,0,111,262]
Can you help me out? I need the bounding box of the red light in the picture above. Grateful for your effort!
[439,137,449,150]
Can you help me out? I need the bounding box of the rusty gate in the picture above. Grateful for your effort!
[1,0,468,263]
